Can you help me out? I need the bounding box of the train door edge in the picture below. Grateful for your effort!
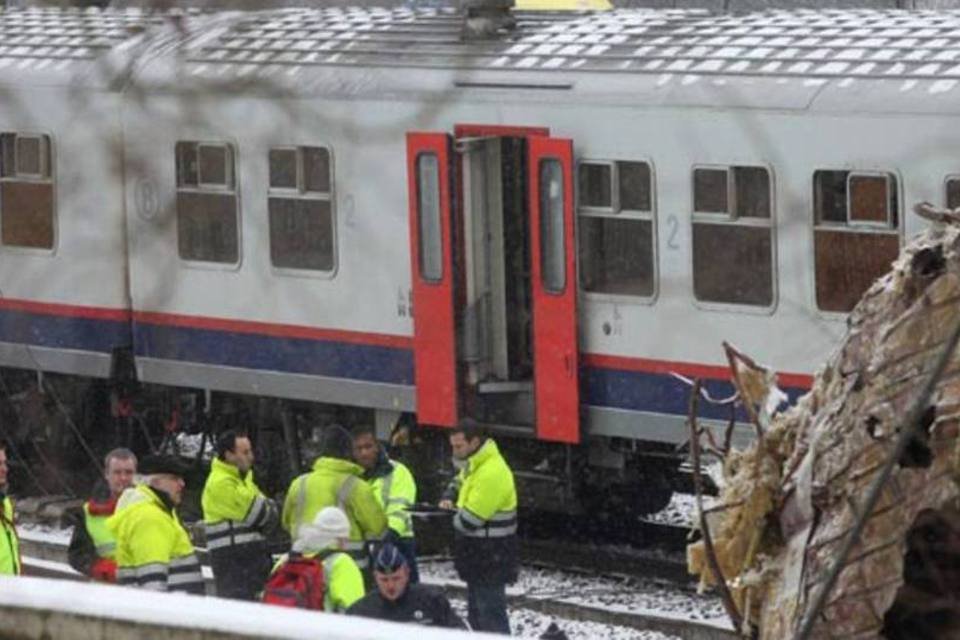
[528,136,581,444]
[406,132,459,427]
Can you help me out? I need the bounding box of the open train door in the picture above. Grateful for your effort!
[406,133,459,427]
[528,136,580,444]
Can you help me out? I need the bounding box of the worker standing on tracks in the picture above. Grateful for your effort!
[108,455,204,593]
[282,424,387,573]
[67,448,137,582]
[202,430,278,600]
[351,424,420,582]
[0,444,20,576]
[439,419,518,634]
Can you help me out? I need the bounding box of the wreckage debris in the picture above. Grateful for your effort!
[687,205,960,639]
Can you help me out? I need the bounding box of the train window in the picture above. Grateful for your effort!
[692,166,774,307]
[0,133,55,249]
[813,170,900,312]
[268,149,297,190]
[578,159,655,297]
[693,168,728,214]
[948,177,960,210]
[416,153,443,282]
[175,141,239,264]
[578,162,612,209]
[540,159,566,294]
[268,146,335,272]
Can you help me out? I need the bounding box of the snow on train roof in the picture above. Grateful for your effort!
[186,6,960,83]
[4,6,960,103]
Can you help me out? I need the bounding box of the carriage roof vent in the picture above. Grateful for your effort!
[461,0,516,41]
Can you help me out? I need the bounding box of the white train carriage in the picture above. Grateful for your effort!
[0,9,142,380]
[1,5,959,511]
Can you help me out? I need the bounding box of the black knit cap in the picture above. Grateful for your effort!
[139,455,191,477]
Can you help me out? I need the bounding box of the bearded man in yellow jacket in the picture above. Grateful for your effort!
[108,455,204,594]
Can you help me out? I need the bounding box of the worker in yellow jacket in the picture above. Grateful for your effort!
[268,506,364,612]
[282,425,386,571]
[439,420,518,634]
[0,444,19,576]
[202,430,277,600]
[351,424,419,581]
[108,455,204,594]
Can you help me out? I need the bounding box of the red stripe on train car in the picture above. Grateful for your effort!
[582,353,814,390]
[132,311,413,350]
[0,298,131,322]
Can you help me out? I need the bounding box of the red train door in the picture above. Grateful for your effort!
[405,132,459,427]
[528,136,580,443]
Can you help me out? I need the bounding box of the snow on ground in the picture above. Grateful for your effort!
[422,560,728,638]
[448,597,680,640]
[17,522,73,545]
[642,493,717,528]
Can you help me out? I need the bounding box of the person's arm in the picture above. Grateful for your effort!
[384,464,416,536]
[329,555,365,612]
[438,472,462,509]
[351,482,387,539]
[280,476,300,534]
[66,512,97,576]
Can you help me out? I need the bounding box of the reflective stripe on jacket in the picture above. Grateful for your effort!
[369,459,416,539]
[281,457,386,568]
[108,484,204,594]
[201,457,276,551]
[0,495,19,575]
[83,502,117,559]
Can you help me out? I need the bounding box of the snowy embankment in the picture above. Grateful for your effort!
[0,576,492,640]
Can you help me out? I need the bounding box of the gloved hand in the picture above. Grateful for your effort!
[90,558,117,582]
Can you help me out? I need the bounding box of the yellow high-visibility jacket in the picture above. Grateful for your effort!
[0,495,19,575]
[282,457,386,568]
[450,439,518,585]
[108,484,204,594]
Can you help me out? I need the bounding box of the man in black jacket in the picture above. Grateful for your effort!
[347,543,465,629]
[67,448,137,581]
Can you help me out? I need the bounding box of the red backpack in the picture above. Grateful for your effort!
[262,555,326,610]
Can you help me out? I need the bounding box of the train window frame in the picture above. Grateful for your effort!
[0,131,57,253]
[945,174,960,210]
[690,164,777,314]
[845,172,895,229]
[267,144,338,278]
[812,168,902,315]
[577,160,616,213]
[540,157,567,295]
[174,139,242,268]
[576,157,658,305]
[416,151,444,284]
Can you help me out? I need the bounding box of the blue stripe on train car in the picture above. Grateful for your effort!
[583,366,808,420]
[132,321,415,386]
[0,308,131,352]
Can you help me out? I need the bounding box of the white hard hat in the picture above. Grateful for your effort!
[293,506,350,553]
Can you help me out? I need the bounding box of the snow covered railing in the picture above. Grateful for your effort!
[0,577,487,640]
